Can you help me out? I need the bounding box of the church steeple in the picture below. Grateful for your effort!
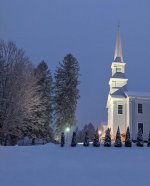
[108,26,128,95]
[114,25,124,63]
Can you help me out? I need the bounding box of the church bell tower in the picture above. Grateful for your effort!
[107,26,128,137]
[109,26,128,95]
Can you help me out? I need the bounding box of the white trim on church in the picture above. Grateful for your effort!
[107,27,150,141]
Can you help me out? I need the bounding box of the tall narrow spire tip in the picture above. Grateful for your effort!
[114,26,124,62]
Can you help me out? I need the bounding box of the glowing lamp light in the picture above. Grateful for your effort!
[98,130,102,136]
[65,127,70,132]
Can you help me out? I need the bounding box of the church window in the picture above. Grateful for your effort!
[138,104,143,113]
[118,105,123,114]
[116,68,121,72]
[138,123,143,133]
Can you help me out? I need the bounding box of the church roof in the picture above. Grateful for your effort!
[114,26,124,63]
[112,72,126,78]
[125,91,150,98]
[110,85,127,97]
[110,91,150,99]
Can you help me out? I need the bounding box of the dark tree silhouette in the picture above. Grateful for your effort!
[147,131,150,147]
[125,127,132,147]
[104,128,111,147]
[114,127,122,147]
[136,128,143,147]
[53,54,80,133]
[71,132,77,147]
[83,132,89,147]
[93,133,100,147]
[60,132,65,147]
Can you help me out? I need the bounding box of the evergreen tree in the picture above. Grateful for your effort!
[93,133,100,147]
[87,123,95,141]
[71,132,77,147]
[60,132,65,147]
[125,127,132,147]
[104,128,111,147]
[114,127,122,147]
[76,128,84,143]
[34,61,53,142]
[53,54,80,133]
[83,132,89,147]
[147,131,150,147]
[136,128,144,147]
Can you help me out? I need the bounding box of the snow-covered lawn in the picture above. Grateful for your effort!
[0,144,150,186]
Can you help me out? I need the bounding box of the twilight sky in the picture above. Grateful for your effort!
[0,0,150,127]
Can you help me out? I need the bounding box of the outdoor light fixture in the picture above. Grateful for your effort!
[65,127,70,132]
[98,130,102,136]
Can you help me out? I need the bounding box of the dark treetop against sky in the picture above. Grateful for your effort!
[0,0,150,127]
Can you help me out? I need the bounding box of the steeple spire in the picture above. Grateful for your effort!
[114,25,124,62]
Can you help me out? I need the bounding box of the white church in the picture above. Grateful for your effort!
[107,27,150,141]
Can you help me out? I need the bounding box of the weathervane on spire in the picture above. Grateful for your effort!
[114,25,124,62]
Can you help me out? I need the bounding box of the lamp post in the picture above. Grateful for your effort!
[65,127,70,144]
[98,130,102,142]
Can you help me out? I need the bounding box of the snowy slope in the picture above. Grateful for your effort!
[0,144,150,186]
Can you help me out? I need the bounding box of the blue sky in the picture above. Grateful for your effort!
[0,0,150,127]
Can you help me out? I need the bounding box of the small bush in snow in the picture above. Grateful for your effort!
[71,132,77,147]
[93,134,100,147]
[136,128,143,147]
[114,127,122,147]
[104,128,111,147]
[147,131,150,147]
[83,132,89,147]
[125,127,132,147]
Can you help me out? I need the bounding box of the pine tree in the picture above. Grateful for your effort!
[125,127,132,147]
[87,123,95,141]
[76,128,84,143]
[104,128,111,147]
[114,127,122,147]
[136,128,144,147]
[93,133,100,147]
[147,131,150,147]
[83,132,89,147]
[71,132,77,147]
[34,61,53,142]
[60,132,65,147]
[53,54,80,133]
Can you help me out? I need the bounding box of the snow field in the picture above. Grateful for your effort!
[0,143,150,186]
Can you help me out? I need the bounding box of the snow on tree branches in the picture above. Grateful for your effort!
[93,133,100,147]
[34,61,53,142]
[125,127,132,147]
[104,128,111,147]
[53,54,80,133]
[136,128,144,147]
[0,41,54,145]
[114,127,122,147]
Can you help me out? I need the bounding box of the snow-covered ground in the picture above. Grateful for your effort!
[0,143,150,186]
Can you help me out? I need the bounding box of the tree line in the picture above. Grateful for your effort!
[0,40,80,145]
[60,126,150,147]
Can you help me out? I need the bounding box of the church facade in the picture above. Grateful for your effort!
[107,27,150,141]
